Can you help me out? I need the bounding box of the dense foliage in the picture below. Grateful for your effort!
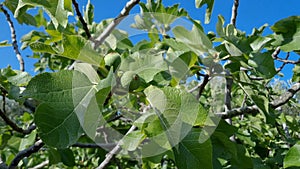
[0,0,299,168]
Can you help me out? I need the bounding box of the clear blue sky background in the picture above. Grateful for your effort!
[0,0,299,80]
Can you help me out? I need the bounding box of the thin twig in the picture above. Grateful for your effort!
[0,108,36,134]
[9,140,44,169]
[276,52,290,72]
[273,50,300,65]
[188,74,209,93]
[96,125,137,169]
[272,47,299,65]
[196,74,210,100]
[72,0,92,39]
[93,0,140,49]
[275,58,300,64]
[230,0,239,27]
[69,0,139,70]
[0,4,24,72]
[220,82,300,119]
[28,160,49,169]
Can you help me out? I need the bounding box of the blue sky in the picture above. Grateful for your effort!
[0,0,299,79]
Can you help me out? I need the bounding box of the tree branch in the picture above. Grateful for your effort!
[272,47,281,58]
[28,160,49,169]
[0,4,25,72]
[0,108,36,135]
[68,0,140,70]
[220,82,300,119]
[230,0,239,27]
[93,0,140,49]
[0,88,36,135]
[196,74,210,100]
[273,50,300,65]
[272,47,300,64]
[72,0,92,39]
[96,125,137,169]
[276,52,289,73]
[219,105,259,119]
[9,140,44,169]
[275,58,300,64]
[188,74,208,93]
[270,82,300,108]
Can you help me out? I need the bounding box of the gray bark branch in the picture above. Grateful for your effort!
[230,0,239,27]
[0,108,36,134]
[93,0,140,49]
[9,140,44,169]
[0,4,25,72]
[97,125,136,169]
[220,82,300,119]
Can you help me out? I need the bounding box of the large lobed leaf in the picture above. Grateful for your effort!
[173,128,213,169]
[248,52,277,79]
[140,86,208,158]
[22,67,114,148]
